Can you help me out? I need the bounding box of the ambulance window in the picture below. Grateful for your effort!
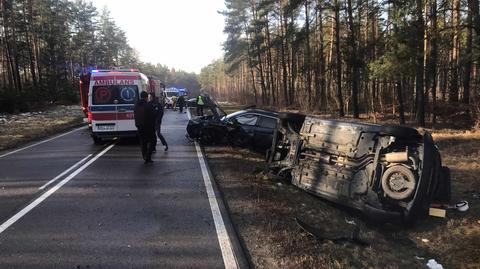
[92,86,139,105]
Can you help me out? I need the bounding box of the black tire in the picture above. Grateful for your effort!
[92,135,102,145]
[435,166,452,202]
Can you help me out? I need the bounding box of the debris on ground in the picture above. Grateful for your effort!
[426,259,444,269]
[344,217,357,225]
[429,208,447,218]
[455,201,469,212]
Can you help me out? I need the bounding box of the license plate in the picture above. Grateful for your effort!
[97,125,114,131]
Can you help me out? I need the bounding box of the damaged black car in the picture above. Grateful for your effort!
[267,113,451,223]
[186,94,278,152]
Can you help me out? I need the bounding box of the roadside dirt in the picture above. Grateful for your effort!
[204,130,480,269]
[0,105,84,151]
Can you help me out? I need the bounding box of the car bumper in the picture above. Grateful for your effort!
[92,131,138,139]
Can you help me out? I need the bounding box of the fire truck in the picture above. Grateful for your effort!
[79,69,158,144]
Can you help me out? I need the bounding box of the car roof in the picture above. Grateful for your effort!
[226,109,278,119]
[245,108,278,117]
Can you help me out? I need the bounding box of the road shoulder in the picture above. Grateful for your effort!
[0,105,84,152]
[204,143,478,269]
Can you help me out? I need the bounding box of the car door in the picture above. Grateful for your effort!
[229,113,259,147]
[253,116,278,152]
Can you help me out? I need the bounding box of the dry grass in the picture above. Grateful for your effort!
[205,129,480,269]
[0,105,84,151]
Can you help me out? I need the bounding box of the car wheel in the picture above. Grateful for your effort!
[435,166,451,202]
[381,165,416,200]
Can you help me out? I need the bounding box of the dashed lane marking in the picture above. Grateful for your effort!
[0,144,115,235]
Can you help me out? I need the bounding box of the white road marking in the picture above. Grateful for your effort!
[187,109,238,269]
[0,144,115,235]
[38,154,93,190]
[0,126,88,158]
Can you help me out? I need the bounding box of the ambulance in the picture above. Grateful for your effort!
[82,69,150,144]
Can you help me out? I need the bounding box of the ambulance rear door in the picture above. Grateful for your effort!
[90,76,118,134]
[115,77,139,133]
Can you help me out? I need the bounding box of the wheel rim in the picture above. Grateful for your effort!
[381,165,416,200]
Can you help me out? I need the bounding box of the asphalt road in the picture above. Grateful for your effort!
[0,110,242,269]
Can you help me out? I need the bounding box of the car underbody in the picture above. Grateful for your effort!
[267,113,451,223]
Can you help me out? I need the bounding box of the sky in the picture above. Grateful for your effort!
[92,0,227,74]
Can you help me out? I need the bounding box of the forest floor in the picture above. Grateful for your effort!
[0,105,84,151]
[203,105,480,269]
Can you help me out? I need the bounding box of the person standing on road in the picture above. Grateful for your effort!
[134,91,156,164]
[196,94,205,116]
[149,93,169,152]
[172,95,178,111]
[177,95,185,113]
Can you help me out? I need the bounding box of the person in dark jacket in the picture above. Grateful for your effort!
[134,91,156,164]
[177,95,185,113]
[149,93,168,152]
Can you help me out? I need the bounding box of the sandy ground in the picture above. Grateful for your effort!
[204,129,480,269]
[0,105,84,151]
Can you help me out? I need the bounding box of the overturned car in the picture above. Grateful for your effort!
[267,113,451,223]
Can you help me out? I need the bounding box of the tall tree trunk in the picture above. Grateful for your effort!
[250,1,267,104]
[265,17,276,105]
[415,0,426,126]
[396,80,406,124]
[449,0,460,103]
[463,0,473,104]
[289,16,296,105]
[334,0,344,116]
[427,0,438,124]
[315,0,326,109]
[347,0,360,118]
[326,7,335,104]
[304,0,312,109]
[24,0,37,89]
[280,6,289,106]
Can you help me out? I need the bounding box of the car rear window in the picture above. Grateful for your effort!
[259,117,277,129]
[92,85,139,105]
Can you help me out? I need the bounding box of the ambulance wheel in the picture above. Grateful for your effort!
[92,136,102,145]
